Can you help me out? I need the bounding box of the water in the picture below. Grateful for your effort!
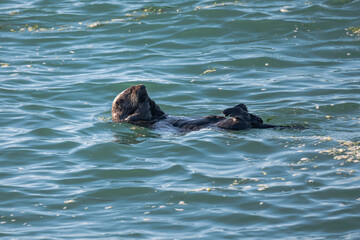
[1,0,360,239]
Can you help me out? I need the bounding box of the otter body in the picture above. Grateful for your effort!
[112,85,289,131]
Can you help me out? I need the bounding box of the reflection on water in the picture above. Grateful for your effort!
[112,123,159,145]
[113,132,146,145]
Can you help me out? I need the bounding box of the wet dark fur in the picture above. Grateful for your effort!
[112,85,298,131]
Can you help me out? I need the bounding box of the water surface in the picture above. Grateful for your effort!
[1,0,360,239]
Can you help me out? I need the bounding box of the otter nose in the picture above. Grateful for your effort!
[136,85,147,96]
[137,84,146,93]
[131,85,148,103]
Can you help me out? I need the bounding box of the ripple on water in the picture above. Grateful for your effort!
[1,0,360,239]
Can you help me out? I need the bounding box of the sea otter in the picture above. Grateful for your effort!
[111,84,296,131]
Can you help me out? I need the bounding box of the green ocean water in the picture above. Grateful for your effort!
[1,0,360,239]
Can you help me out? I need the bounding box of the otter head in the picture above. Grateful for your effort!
[111,84,165,123]
[218,103,253,130]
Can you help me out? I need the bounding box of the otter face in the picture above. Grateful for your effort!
[111,85,165,123]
